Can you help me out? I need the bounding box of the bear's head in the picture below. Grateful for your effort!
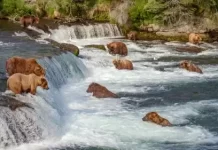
[87,82,101,93]
[112,59,122,69]
[112,59,118,67]
[180,60,189,69]
[107,43,116,55]
[34,65,45,76]
[39,77,49,90]
[34,17,39,24]
[196,34,202,43]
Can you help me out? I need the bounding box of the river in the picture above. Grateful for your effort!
[0,20,218,150]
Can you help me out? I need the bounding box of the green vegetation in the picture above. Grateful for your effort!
[129,0,218,29]
[0,0,33,17]
[0,0,218,32]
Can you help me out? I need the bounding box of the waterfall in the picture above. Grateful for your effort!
[49,23,123,42]
[37,52,88,89]
[0,52,88,148]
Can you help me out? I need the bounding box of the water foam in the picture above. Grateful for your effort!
[6,25,218,150]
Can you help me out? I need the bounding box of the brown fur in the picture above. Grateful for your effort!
[112,59,133,70]
[127,31,137,41]
[20,15,39,28]
[142,112,172,127]
[189,33,202,44]
[6,57,45,77]
[180,60,203,74]
[7,73,49,95]
[87,82,118,98]
[107,42,128,56]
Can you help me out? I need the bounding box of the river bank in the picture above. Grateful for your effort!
[1,0,218,43]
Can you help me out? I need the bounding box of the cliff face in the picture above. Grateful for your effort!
[109,0,132,25]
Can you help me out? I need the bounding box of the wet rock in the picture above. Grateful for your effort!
[112,59,133,70]
[33,24,51,34]
[59,43,80,56]
[0,94,33,111]
[137,32,188,42]
[175,46,204,53]
[45,39,60,47]
[45,39,79,56]
[180,60,203,74]
[87,83,118,98]
[206,28,218,41]
[156,31,187,37]
[85,45,106,51]
[142,112,172,127]
[23,28,41,38]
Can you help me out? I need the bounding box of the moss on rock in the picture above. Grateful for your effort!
[85,45,106,51]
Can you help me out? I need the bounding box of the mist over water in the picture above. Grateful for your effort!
[1,22,218,150]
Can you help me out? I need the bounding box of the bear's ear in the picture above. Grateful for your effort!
[40,77,46,84]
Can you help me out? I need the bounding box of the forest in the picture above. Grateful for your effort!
[0,0,218,30]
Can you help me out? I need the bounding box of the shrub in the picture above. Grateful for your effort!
[1,0,33,16]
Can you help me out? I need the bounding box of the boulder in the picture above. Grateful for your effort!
[33,23,51,34]
[85,45,106,51]
[59,43,80,56]
[0,94,33,111]
[175,46,204,53]
[45,39,79,56]
[87,82,118,98]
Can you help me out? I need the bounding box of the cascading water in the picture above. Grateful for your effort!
[3,19,218,150]
[37,52,88,89]
[0,52,88,149]
[49,23,122,42]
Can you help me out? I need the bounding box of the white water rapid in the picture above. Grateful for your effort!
[5,23,218,150]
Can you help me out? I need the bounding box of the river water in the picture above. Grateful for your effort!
[1,20,218,150]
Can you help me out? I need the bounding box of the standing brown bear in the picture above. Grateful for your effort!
[6,56,45,77]
[189,33,202,44]
[180,60,203,74]
[20,15,39,28]
[107,42,128,56]
[7,73,49,95]
[112,59,133,70]
[142,112,172,127]
[127,31,137,41]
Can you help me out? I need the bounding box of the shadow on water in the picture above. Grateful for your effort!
[49,146,116,150]
[119,80,218,108]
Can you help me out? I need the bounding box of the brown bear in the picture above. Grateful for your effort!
[7,73,49,95]
[6,56,45,77]
[189,33,202,44]
[107,42,128,56]
[142,112,172,127]
[87,82,118,98]
[112,59,133,70]
[180,60,203,74]
[127,31,137,41]
[20,15,39,28]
